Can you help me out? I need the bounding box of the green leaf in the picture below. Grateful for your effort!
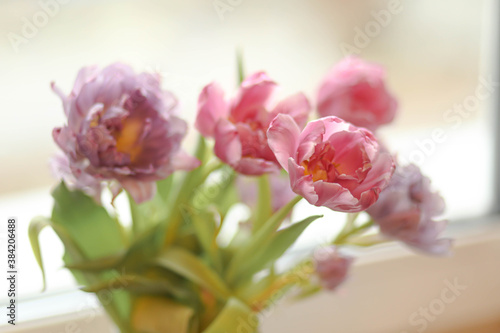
[164,136,208,246]
[50,183,133,331]
[191,212,222,271]
[157,175,174,201]
[129,191,168,237]
[155,247,231,300]
[65,252,123,272]
[225,196,302,283]
[252,175,272,233]
[121,224,164,270]
[233,215,322,282]
[82,274,189,300]
[212,170,237,220]
[51,182,125,259]
[28,216,52,291]
[203,297,257,333]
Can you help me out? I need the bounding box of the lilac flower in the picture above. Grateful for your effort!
[313,246,353,291]
[51,63,199,203]
[366,164,452,255]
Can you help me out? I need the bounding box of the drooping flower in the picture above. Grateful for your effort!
[313,246,353,291]
[317,57,397,131]
[51,63,199,203]
[195,72,311,175]
[267,114,395,213]
[366,164,452,255]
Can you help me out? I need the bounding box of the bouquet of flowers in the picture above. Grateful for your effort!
[30,57,451,333]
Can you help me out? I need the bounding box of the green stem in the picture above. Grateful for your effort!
[333,220,374,245]
[163,136,208,247]
[237,49,245,85]
[253,175,272,234]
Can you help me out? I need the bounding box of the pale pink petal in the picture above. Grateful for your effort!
[120,179,156,204]
[214,118,242,166]
[270,92,311,128]
[317,57,397,131]
[267,114,301,171]
[231,72,276,122]
[296,119,326,163]
[234,157,279,175]
[288,159,318,205]
[171,150,201,171]
[195,82,228,137]
[313,181,360,212]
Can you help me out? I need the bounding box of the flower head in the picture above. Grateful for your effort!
[267,114,395,212]
[51,63,199,203]
[317,57,397,131]
[196,72,311,175]
[313,246,353,291]
[366,164,452,255]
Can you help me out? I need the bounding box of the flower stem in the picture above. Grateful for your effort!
[333,219,374,245]
[252,175,272,234]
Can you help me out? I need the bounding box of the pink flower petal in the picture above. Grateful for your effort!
[214,118,242,166]
[270,92,311,128]
[120,179,156,204]
[288,159,318,205]
[267,114,301,171]
[195,82,228,137]
[231,72,276,123]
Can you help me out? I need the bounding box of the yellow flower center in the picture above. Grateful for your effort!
[114,118,143,162]
[302,160,329,182]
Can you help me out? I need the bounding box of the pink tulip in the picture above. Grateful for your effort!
[366,164,452,255]
[51,63,199,203]
[313,246,353,291]
[195,72,311,175]
[317,57,397,131]
[267,114,394,212]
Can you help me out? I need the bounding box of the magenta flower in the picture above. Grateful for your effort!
[267,114,395,213]
[366,164,452,255]
[51,63,199,203]
[195,72,311,175]
[313,246,353,291]
[317,57,397,131]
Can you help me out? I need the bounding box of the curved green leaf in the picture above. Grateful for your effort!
[51,182,125,259]
[225,196,302,283]
[65,252,124,272]
[156,247,231,300]
[233,215,322,282]
[28,216,51,291]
